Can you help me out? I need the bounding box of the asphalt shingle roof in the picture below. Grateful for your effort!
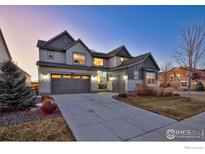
[119,52,151,67]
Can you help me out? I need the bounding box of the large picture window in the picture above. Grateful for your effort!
[146,72,156,85]
[73,53,85,65]
[93,58,103,66]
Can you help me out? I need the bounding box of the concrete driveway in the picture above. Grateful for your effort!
[54,93,176,141]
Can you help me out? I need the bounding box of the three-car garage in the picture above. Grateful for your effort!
[51,74,91,94]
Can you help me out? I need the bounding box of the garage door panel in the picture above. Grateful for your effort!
[51,75,90,94]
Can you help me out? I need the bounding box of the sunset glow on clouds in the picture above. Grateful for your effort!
[0,6,205,80]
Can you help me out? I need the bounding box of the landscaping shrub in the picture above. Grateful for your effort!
[196,82,204,91]
[41,100,57,114]
[153,87,174,97]
[0,60,36,111]
[118,93,128,98]
[40,96,54,103]
[137,86,154,96]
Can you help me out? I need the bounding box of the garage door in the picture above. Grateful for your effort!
[112,74,125,93]
[51,74,90,94]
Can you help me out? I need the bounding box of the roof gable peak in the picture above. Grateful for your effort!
[42,30,75,47]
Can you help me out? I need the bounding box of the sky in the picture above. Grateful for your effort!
[0,5,205,81]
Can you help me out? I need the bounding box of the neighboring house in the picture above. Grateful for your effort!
[37,31,160,95]
[0,28,12,62]
[158,67,205,90]
[0,28,31,85]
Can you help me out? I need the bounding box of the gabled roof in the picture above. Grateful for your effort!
[107,45,132,58]
[65,39,92,54]
[90,50,109,58]
[120,52,150,66]
[114,52,160,70]
[0,28,12,60]
[42,30,75,46]
[37,31,75,51]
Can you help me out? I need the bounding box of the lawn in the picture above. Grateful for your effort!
[113,95,205,121]
[0,116,75,141]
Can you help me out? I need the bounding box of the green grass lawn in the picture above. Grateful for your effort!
[113,95,205,121]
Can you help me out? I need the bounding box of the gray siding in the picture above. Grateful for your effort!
[143,56,158,70]
[39,49,66,63]
[117,48,130,57]
[127,56,159,80]
[46,33,74,49]
[66,42,92,66]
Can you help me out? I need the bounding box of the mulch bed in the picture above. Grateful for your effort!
[0,107,61,127]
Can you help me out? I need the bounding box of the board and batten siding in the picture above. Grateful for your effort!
[45,33,74,49]
[143,56,159,70]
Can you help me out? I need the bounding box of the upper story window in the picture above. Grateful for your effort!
[47,51,55,60]
[93,58,104,66]
[170,74,174,80]
[73,53,85,65]
[120,57,127,62]
[176,74,181,80]
[146,72,156,85]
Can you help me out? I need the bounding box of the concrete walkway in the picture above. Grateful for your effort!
[54,93,176,141]
[131,112,205,141]
[174,91,205,102]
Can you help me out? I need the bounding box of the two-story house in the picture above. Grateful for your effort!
[37,31,160,95]
[0,28,31,85]
[158,67,205,89]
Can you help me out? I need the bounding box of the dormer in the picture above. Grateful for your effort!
[107,46,132,68]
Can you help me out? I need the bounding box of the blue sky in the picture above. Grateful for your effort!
[0,6,205,80]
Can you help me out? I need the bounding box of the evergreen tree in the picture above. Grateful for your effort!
[0,60,36,111]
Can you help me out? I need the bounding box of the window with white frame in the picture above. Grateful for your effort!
[73,53,85,65]
[181,81,188,87]
[134,71,139,80]
[146,72,156,85]
[47,51,55,60]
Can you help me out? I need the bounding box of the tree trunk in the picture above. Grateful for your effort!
[187,73,192,101]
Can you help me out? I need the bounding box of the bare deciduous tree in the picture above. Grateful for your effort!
[174,22,205,100]
[160,61,173,87]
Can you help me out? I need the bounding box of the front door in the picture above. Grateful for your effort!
[97,71,107,89]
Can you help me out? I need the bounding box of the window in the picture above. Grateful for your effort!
[51,75,61,78]
[82,76,90,79]
[72,76,81,79]
[134,71,139,80]
[181,81,187,87]
[93,58,104,66]
[120,57,126,62]
[63,75,71,79]
[176,74,180,80]
[146,72,156,85]
[73,53,85,65]
[47,51,55,59]
[170,74,174,80]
